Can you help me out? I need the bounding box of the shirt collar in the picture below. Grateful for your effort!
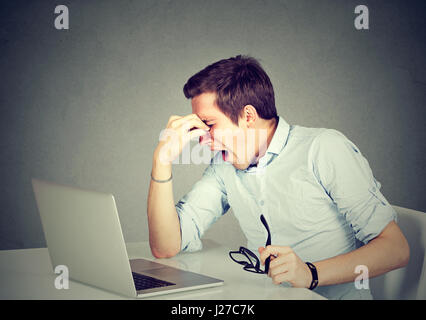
[243,116,290,172]
[265,116,290,155]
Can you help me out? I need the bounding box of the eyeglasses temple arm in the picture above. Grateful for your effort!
[260,214,272,273]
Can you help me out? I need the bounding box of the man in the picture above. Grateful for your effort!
[147,55,409,299]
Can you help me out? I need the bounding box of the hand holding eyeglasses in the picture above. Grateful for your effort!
[228,214,272,274]
[229,214,315,289]
[258,245,313,289]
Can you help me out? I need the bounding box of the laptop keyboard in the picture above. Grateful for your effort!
[132,272,175,291]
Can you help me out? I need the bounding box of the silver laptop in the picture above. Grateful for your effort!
[31,178,223,298]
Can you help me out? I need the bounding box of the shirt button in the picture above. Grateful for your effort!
[259,200,265,206]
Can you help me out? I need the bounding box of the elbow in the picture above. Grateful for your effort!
[150,244,180,259]
[152,250,179,259]
[398,239,410,268]
[381,221,410,269]
[391,234,410,269]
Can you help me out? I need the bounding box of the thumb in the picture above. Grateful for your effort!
[189,128,209,141]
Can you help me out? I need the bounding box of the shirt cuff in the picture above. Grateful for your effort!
[348,186,397,244]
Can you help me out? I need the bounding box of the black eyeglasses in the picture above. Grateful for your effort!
[229,214,271,274]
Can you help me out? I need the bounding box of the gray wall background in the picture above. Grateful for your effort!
[0,0,425,250]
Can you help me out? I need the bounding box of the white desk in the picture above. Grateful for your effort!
[0,240,326,300]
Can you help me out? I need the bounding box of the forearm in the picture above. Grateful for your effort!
[313,222,409,287]
[147,153,181,258]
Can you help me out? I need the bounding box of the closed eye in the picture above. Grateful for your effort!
[202,120,214,128]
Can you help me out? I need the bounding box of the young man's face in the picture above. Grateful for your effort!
[191,92,257,170]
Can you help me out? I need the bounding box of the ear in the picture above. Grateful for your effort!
[240,105,257,128]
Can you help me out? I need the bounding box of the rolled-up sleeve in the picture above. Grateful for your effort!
[310,129,397,244]
[175,160,230,252]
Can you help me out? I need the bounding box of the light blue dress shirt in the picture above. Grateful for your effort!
[175,116,397,300]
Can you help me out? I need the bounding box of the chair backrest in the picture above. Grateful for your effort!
[370,205,426,299]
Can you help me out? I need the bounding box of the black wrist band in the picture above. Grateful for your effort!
[150,172,172,183]
[306,262,319,290]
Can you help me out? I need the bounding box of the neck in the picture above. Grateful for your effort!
[253,117,278,163]
[265,117,278,148]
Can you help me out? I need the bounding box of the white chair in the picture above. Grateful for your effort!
[370,205,426,300]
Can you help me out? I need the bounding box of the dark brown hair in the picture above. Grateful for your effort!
[183,55,278,125]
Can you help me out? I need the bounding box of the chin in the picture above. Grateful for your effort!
[231,162,250,170]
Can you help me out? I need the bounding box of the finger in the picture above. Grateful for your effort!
[167,115,182,126]
[180,119,210,133]
[168,114,191,128]
[189,128,209,140]
[272,272,291,285]
[269,262,290,278]
[266,255,278,276]
[170,113,194,123]
[199,131,212,145]
[259,247,275,264]
[172,114,209,130]
[269,252,294,269]
[263,254,277,266]
[259,245,292,264]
